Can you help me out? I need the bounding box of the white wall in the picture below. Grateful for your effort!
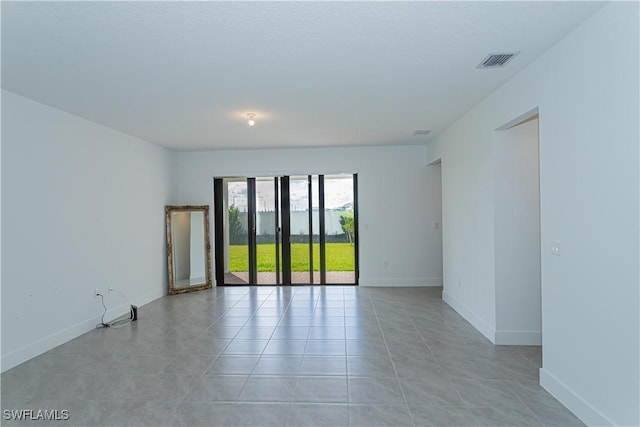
[1,90,175,371]
[426,3,639,426]
[175,144,443,287]
[493,117,541,345]
[433,118,498,339]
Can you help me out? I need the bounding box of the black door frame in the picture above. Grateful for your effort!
[247,178,257,285]
[213,178,225,287]
[280,176,292,285]
[274,178,281,285]
[318,175,326,284]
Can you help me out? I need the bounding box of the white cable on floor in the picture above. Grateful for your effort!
[95,288,134,329]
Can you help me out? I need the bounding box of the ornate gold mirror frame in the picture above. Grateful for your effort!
[165,205,212,294]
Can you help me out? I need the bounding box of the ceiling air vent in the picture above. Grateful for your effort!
[413,130,431,136]
[477,52,519,69]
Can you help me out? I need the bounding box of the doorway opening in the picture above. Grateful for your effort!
[427,158,443,287]
[213,174,358,286]
[493,109,541,346]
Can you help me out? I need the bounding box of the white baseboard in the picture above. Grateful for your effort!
[359,277,442,287]
[494,330,541,345]
[133,286,167,308]
[442,290,496,343]
[1,312,102,373]
[540,368,614,426]
[1,286,166,373]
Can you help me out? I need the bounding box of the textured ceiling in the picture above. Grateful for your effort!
[1,1,604,151]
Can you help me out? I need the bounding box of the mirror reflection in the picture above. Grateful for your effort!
[166,205,212,294]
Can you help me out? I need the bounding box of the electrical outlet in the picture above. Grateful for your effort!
[94,288,102,297]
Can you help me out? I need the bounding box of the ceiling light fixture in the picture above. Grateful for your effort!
[246,113,256,127]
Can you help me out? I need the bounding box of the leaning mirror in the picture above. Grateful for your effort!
[165,205,212,294]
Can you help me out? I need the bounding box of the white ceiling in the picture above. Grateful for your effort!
[2,1,604,151]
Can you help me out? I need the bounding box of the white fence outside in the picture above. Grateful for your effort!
[240,209,348,236]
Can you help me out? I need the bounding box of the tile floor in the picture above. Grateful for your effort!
[224,272,356,285]
[1,286,584,426]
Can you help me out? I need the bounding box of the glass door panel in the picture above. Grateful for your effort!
[225,178,249,284]
[289,176,312,284]
[255,177,281,285]
[323,174,356,284]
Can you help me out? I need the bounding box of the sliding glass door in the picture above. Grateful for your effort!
[214,174,358,286]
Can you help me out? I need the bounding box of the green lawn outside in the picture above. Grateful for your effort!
[229,243,354,272]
